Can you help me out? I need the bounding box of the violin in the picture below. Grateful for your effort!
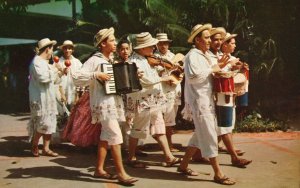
[146,55,184,72]
[146,55,174,69]
[146,55,184,81]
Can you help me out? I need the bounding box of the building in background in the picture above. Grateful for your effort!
[0,0,98,113]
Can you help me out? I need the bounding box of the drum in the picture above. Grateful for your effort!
[234,63,249,105]
[213,71,235,94]
[215,93,234,106]
[216,106,234,127]
[240,63,249,80]
[236,92,248,106]
[233,72,247,96]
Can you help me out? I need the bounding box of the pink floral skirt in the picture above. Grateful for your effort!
[62,92,101,147]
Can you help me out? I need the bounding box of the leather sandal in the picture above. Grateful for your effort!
[165,157,182,167]
[177,167,199,176]
[93,172,118,180]
[232,158,252,168]
[118,177,138,185]
[236,149,246,156]
[31,145,39,157]
[42,150,58,157]
[214,175,236,185]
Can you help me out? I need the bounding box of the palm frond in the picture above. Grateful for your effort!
[267,58,277,74]
[166,24,190,37]
[145,0,178,22]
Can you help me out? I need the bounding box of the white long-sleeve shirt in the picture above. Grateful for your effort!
[28,55,60,116]
[184,48,215,114]
[154,50,182,106]
[58,55,82,105]
[126,52,166,116]
[71,52,125,123]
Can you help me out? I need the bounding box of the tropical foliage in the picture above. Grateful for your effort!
[1,0,299,128]
[235,111,287,133]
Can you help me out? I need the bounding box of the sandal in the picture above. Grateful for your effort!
[31,145,39,157]
[42,150,59,157]
[165,157,182,167]
[232,158,252,168]
[177,167,199,176]
[214,175,236,185]
[219,146,246,156]
[93,172,118,180]
[118,177,138,185]
[126,160,147,168]
[236,149,246,156]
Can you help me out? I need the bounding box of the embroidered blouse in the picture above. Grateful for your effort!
[28,55,61,116]
[58,55,82,104]
[126,52,166,116]
[71,52,125,123]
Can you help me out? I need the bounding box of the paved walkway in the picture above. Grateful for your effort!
[0,113,299,188]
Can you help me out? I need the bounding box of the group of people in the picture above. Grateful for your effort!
[27,23,251,185]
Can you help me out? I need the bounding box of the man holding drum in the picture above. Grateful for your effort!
[210,29,252,167]
[221,33,250,121]
[177,24,236,185]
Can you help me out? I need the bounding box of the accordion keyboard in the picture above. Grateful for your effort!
[101,64,116,94]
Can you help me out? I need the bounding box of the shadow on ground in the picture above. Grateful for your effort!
[0,136,32,157]
[5,166,109,183]
[0,135,99,158]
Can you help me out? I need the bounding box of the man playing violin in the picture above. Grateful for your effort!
[125,32,182,168]
[153,33,182,152]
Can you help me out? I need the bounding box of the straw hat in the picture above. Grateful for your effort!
[187,23,212,43]
[93,27,115,47]
[37,38,57,50]
[222,32,237,43]
[59,40,75,49]
[210,27,226,39]
[156,33,172,42]
[133,32,158,50]
[171,53,185,65]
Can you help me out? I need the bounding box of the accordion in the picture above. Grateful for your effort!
[101,62,142,95]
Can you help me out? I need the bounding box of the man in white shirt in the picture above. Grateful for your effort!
[210,29,251,167]
[126,32,182,168]
[57,40,82,107]
[72,28,138,185]
[28,38,63,157]
[154,33,182,152]
[178,24,235,185]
